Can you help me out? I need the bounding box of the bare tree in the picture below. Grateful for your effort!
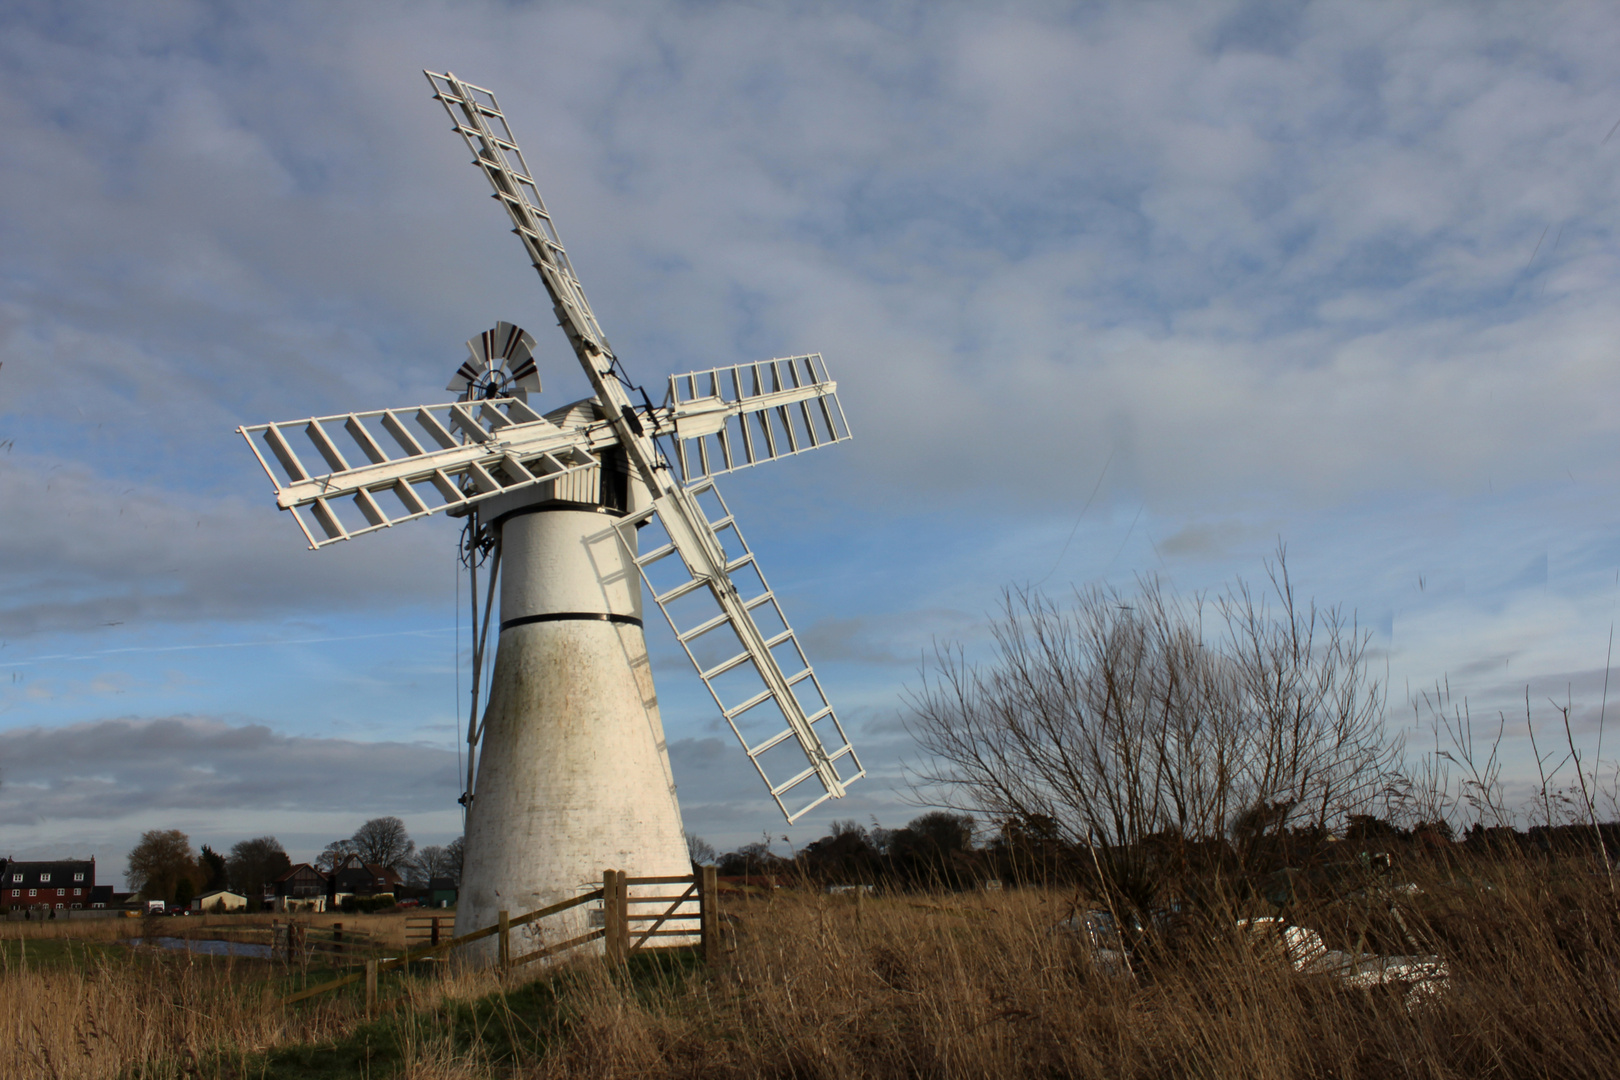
[908,551,1394,906]
[686,833,717,866]
[1217,555,1394,844]
[349,816,415,871]
[317,839,357,872]
[411,839,464,886]
[445,835,463,880]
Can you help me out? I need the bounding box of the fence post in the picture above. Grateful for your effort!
[616,871,631,959]
[498,909,510,969]
[602,870,622,964]
[699,866,720,965]
[430,916,440,947]
[364,959,377,1014]
[332,922,343,956]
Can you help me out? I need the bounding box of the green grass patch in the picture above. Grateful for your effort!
[242,948,705,1079]
[0,937,134,971]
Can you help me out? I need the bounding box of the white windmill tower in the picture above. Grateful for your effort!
[238,72,863,961]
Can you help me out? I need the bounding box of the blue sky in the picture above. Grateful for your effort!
[5,1,1620,878]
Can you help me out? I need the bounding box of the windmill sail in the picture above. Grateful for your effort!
[238,374,843,550]
[239,398,603,548]
[666,354,852,482]
[620,479,864,821]
[426,72,613,360]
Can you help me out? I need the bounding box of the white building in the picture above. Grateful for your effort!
[189,889,248,913]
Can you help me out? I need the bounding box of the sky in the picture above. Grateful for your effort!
[5,0,1620,882]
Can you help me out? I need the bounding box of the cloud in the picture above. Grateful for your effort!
[795,615,908,666]
[1159,520,1254,559]
[4,1,1619,523]
[0,450,455,636]
[0,716,459,829]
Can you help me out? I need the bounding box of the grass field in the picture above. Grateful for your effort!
[2,856,1616,1078]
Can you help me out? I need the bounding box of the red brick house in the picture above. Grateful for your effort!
[2,858,97,912]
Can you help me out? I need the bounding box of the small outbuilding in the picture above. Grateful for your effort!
[189,889,248,913]
[427,876,458,908]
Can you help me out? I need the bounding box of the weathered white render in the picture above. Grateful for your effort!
[454,490,695,962]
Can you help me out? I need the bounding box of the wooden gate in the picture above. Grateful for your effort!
[281,866,721,1008]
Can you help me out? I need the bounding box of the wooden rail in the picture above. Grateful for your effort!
[279,866,721,1008]
[404,914,452,947]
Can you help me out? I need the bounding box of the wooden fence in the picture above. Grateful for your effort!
[280,866,720,1008]
[271,920,382,963]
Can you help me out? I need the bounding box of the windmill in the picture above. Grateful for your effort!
[238,72,863,960]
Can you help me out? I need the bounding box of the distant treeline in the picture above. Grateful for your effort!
[709,812,1620,897]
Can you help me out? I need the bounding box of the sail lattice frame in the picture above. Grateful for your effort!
[666,354,852,483]
[239,397,603,548]
[618,479,864,821]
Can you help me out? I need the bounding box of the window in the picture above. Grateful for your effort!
[71,903,81,910]
[27,889,36,897]
[54,903,63,909]
[10,874,18,883]
[73,873,83,882]
[72,888,81,896]
[40,873,49,883]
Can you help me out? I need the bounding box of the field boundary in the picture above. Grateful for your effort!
[280,866,720,1008]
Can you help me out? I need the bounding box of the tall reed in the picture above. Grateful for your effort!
[1,854,1615,1078]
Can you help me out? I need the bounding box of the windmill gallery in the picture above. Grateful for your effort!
[238,72,865,963]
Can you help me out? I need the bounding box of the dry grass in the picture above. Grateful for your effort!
[0,857,1616,1078]
[0,949,313,1078]
[0,915,140,941]
[0,910,475,1078]
[528,855,1620,1079]
[0,933,526,1079]
[0,908,418,945]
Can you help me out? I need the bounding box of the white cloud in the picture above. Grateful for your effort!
[0,449,453,636]
[0,716,458,823]
[5,1,1619,523]
[0,715,464,872]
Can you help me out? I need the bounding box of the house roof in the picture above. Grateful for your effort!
[273,863,327,884]
[330,855,403,884]
[2,860,95,887]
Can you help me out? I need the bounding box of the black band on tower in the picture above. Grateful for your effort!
[488,500,627,530]
[499,612,644,633]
